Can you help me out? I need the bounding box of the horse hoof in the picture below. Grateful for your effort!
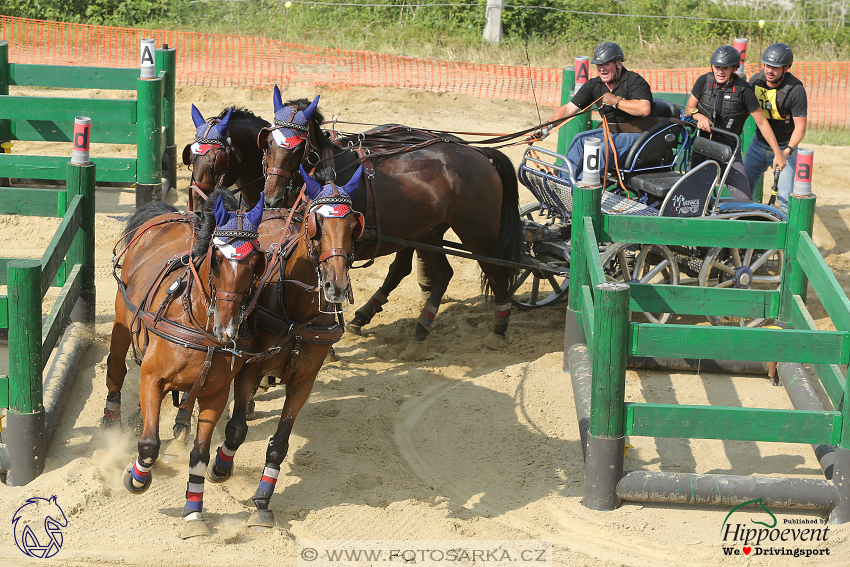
[402,340,431,361]
[100,415,123,430]
[122,462,152,494]
[247,509,275,529]
[346,322,363,336]
[483,331,508,350]
[326,347,338,363]
[181,518,211,539]
[206,465,233,484]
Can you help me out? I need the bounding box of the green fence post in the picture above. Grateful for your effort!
[778,193,816,322]
[156,45,177,197]
[830,364,850,522]
[568,182,603,312]
[557,67,574,156]
[136,76,163,208]
[0,40,10,187]
[67,161,97,324]
[583,281,630,511]
[6,260,46,486]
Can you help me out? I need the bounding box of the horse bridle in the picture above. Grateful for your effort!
[261,112,320,199]
[185,120,242,211]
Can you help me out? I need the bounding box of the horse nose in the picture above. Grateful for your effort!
[266,195,285,209]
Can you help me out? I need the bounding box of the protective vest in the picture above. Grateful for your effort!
[697,77,748,134]
[752,72,804,122]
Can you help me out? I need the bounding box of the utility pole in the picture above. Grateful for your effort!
[483,0,505,44]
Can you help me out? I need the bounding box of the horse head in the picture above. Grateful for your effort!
[183,106,242,210]
[301,165,364,305]
[198,190,265,342]
[259,88,321,208]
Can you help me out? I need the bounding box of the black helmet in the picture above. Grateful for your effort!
[591,42,624,65]
[710,45,741,67]
[761,43,793,67]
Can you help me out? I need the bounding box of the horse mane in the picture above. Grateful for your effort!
[312,167,335,184]
[194,187,241,257]
[215,106,269,129]
[122,201,179,248]
[284,98,334,152]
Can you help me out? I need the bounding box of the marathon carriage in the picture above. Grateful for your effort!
[513,100,785,327]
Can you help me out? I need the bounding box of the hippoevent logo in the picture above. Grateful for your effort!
[719,498,830,558]
[12,496,67,558]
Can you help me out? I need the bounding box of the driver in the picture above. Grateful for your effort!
[536,42,653,182]
[685,45,786,200]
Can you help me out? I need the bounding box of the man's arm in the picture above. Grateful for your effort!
[751,110,787,171]
[600,93,650,116]
[785,116,807,154]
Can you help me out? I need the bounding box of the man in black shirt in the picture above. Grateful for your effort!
[685,45,785,200]
[536,42,652,182]
[743,43,808,212]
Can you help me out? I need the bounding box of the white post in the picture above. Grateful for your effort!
[483,0,505,44]
[792,148,814,197]
[71,117,91,165]
[583,137,602,187]
[140,39,156,79]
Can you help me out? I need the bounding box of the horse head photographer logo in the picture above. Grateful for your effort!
[720,498,831,558]
[12,496,67,558]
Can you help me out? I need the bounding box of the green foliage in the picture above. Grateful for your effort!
[0,0,172,27]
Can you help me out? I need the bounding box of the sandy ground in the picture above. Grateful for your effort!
[1,84,850,566]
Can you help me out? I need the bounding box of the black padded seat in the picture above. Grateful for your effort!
[620,122,682,170]
[628,171,684,197]
[692,135,734,163]
[651,99,681,119]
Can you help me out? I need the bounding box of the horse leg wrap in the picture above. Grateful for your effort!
[493,302,511,336]
[252,463,280,509]
[414,253,432,303]
[212,443,236,477]
[182,473,205,518]
[130,458,153,488]
[103,392,122,426]
[352,291,388,326]
[414,301,440,338]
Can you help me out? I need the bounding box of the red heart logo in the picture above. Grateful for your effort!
[743,547,752,555]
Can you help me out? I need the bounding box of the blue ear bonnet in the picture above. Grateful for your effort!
[300,165,362,202]
[192,105,232,143]
[273,87,319,135]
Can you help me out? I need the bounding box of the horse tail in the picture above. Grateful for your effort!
[480,147,523,297]
[121,202,180,248]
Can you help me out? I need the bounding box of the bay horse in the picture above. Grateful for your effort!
[103,189,266,538]
[259,93,524,359]
[206,166,364,528]
[182,105,269,211]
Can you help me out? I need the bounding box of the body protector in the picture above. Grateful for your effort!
[753,72,804,122]
[697,77,748,133]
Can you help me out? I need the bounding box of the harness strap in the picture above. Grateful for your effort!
[179,346,215,410]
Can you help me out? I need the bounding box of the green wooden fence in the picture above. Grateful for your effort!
[0,40,176,206]
[569,181,850,518]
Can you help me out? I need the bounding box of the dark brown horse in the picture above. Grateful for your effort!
[104,189,266,538]
[205,167,364,528]
[259,96,524,359]
[182,105,269,211]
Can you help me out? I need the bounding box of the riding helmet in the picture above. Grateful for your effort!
[591,42,625,65]
[761,43,794,67]
[709,45,741,68]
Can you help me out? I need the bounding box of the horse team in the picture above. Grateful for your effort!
[106,87,524,537]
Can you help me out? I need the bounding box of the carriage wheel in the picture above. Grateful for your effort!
[510,203,570,310]
[600,242,680,324]
[698,246,783,327]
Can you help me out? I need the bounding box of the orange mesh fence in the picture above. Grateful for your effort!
[2,16,847,129]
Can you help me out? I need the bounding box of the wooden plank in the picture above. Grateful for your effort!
[629,323,848,364]
[0,155,136,182]
[0,96,135,124]
[41,264,82,367]
[789,295,847,410]
[0,375,8,409]
[797,233,850,332]
[0,187,59,216]
[10,120,136,144]
[601,215,785,250]
[581,285,595,353]
[625,403,842,445]
[0,296,6,329]
[628,283,777,318]
[41,196,82,295]
[583,220,605,288]
[10,63,138,89]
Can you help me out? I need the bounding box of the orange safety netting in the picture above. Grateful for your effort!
[2,16,847,128]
